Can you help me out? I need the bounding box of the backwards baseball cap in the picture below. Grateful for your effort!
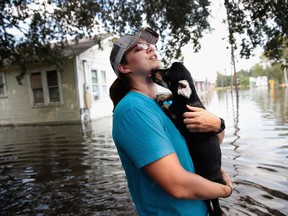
[110,27,159,76]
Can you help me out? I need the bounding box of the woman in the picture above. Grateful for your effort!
[109,27,232,215]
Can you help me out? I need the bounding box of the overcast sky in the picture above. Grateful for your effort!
[182,0,263,82]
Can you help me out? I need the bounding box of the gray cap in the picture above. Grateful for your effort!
[110,27,159,76]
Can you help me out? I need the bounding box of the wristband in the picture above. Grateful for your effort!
[215,118,225,134]
[226,185,233,197]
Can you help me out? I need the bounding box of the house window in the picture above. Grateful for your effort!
[29,69,62,106]
[91,69,108,101]
[101,70,108,99]
[47,70,61,102]
[91,69,99,101]
[0,72,7,97]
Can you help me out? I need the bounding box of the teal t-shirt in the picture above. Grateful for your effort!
[112,91,208,216]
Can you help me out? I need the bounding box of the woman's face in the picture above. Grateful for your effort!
[123,38,161,78]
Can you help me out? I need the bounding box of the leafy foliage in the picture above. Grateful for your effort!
[1,0,287,84]
[1,0,212,83]
[216,61,285,87]
[224,0,288,61]
[100,0,211,63]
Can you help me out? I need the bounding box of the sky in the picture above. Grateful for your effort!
[181,0,263,82]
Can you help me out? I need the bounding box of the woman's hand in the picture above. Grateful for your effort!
[183,105,221,133]
[221,168,233,198]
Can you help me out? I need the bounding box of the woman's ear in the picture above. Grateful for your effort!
[118,64,131,74]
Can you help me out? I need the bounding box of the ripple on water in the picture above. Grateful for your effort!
[1,88,288,215]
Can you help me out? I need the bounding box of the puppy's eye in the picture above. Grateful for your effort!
[179,83,186,89]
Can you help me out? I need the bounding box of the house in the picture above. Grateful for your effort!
[0,35,117,129]
[249,76,268,87]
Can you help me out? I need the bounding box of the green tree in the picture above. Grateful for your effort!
[270,63,284,84]
[251,63,266,77]
[216,69,251,87]
[237,69,250,77]
[216,71,232,88]
[1,0,287,83]
[224,0,288,60]
[239,76,249,87]
[237,69,250,87]
[216,72,225,88]
[249,61,284,85]
[0,0,211,83]
[260,40,288,86]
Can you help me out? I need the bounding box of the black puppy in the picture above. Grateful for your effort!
[151,62,226,216]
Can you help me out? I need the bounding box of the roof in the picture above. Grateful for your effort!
[63,39,99,56]
[62,33,113,56]
[0,33,114,69]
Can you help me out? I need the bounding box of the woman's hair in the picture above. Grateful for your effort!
[109,56,130,111]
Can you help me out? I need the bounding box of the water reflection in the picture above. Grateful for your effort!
[0,124,136,215]
[208,87,288,216]
[0,87,287,215]
[0,125,88,215]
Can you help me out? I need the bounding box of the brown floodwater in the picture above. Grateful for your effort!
[0,87,287,215]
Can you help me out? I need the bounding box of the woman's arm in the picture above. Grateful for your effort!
[143,153,233,200]
[183,105,225,144]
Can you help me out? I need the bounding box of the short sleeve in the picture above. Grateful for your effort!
[114,106,175,168]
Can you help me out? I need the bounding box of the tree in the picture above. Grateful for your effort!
[237,69,249,87]
[0,0,105,83]
[216,71,232,88]
[259,50,287,85]
[1,0,287,84]
[248,61,284,85]
[237,69,250,77]
[239,75,249,87]
[270,63,285,84]
[251,63,266,77]
[0,0,211,83]
[224,0,288,60]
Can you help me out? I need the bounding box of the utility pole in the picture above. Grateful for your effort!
[225,0,239,96]
[230,43,239,96]
[284,59,288,87]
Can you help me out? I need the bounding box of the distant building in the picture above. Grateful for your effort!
[249,76,268,87]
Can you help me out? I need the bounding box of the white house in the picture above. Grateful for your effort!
[0,35,117,129]
[249,76,268,87]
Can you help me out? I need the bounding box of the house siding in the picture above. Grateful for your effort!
[78,37,116,121]
[0,35,117,126]
[0,59,80,125]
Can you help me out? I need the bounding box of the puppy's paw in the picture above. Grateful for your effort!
[155,93,172,106]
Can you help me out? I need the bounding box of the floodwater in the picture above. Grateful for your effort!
[0,87,287,216]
